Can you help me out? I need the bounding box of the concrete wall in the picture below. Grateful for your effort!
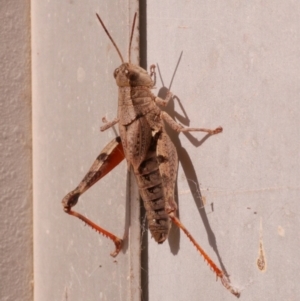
[0,2,33,301]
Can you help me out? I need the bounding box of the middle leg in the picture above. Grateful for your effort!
[161,111,223,135]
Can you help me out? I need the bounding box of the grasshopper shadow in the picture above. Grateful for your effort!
[157,76,229,276]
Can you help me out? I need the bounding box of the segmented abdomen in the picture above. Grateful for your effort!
[135,141,170,243]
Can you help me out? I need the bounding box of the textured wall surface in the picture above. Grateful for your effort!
[0,2,33,301]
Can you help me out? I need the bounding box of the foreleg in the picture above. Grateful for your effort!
[153,91,173,107]
[100,117,119,132]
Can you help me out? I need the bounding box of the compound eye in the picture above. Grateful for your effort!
[113,68,119,78]
[128,71,138,81]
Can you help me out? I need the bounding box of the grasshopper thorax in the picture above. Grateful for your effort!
[113,63,154,88]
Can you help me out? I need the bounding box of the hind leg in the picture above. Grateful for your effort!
[62,137,125,257]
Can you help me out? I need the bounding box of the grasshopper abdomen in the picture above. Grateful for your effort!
[135,141,171,243]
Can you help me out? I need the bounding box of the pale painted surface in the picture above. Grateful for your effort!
[0,2,33,301]
[32,1,140,301]
[19,1,300,301]
[146,1,300,301]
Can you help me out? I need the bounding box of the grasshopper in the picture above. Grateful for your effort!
[62,13,240,297]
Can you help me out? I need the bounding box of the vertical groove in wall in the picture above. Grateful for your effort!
[139,0,147,70]
[139,1,149,301]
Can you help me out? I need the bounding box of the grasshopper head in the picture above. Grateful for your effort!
[96,14,153,88]
[114,63,154,88]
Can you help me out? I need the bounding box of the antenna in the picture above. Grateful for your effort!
[128,12,137,63]
[96,13,124,63]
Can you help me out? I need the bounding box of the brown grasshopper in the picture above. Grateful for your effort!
[62,13,240,297]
